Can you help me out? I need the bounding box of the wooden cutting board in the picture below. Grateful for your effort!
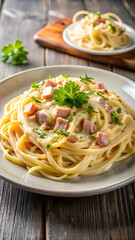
[34,18,135,71]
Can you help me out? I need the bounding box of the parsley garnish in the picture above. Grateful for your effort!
[67,116,73,122]
[32,80,46,88]
[121,130,124,132]
[93,23,97,27]
[33,128,47,138]
[118,99,122,102]
[53,136,58,142]
[53,81,89,108]
[94,11,101,18]
[64,74,70,78]
[31,96,41,103]
[97,92,108,101]
[80,74,94,84]
[109,24,116,32]
[83,105,98,114]
[88,134,95,139]
[56,130,70,137]
[111,111,123,125]
[80,136,83,139]
[1,40,29,65]
[116,108,121,113]
[120,28,125,34]
[100,116,104,120]
[73,112,77,116]
[94,122,97,125]
[87,90,96,95]
[46,143,51,148]
[88,164,92,167]
[46,75,52,79]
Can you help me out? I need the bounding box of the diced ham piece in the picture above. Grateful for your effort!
[95,82,105,89]
[96,132,109,147]
[93,18,106,25]
[45,79,57,88]
[36,110,50,125]
[54,117,69,131]
[97,97,113,114]
[83,120,96,134]
[41,86,54,99]
[24,102,38,115]
[68,135,78,143]
[56,108,71,119]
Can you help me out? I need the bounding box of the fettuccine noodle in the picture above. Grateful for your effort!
[0,75,135,180]
[69,11,131,51]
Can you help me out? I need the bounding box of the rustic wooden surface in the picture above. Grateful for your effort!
[0,0,135,239]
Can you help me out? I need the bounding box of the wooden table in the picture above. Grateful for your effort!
[0,0,135,239]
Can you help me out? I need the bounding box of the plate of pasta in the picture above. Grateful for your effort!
[0,65,135,196]
[63,11,135,55]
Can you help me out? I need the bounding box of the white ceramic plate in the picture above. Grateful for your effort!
[63,23,135,55]
[0,65,135,196]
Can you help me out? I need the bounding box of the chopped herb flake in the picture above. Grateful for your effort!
[97,92,108,101]
[56,130,70,137]
[109,24,116,32]
[118,99,122,102]
[32,80,45,88]
[64,74,70,78]
[33,128,47,138]
[100,116,104,120]
[80,73,94,84]
[111,111,123,126]
[31,96,41,103]
[87,90,96,95]
[53,136,58,142]
[67,116,73,122]
[93,23,97,27]
[121,130,124,132]
[73,112,77,116]
[116,107,121,113]
[88,164,92,167]
[83,105,98,114]
[88,134,95,139]
[94,11,101,18]
[46,143,51,148]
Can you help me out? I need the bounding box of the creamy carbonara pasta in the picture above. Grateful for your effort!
[0,74,135,180]
[69,11,131,51]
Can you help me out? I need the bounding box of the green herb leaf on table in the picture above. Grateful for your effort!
[1,40,29,65]
[31,96,41,103]
[53,81,89,108]
[80,74,94,84]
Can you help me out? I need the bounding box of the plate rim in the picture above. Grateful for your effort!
[63,22,135,56]
[0,65,135,197]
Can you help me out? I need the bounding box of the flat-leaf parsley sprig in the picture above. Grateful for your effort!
[53,81,89,108]
[1,40,29,65]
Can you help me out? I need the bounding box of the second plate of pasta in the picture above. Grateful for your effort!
[63,11,135,55]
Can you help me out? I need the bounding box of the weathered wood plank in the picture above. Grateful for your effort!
[0,0,46,239]
[45,1,135,240]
